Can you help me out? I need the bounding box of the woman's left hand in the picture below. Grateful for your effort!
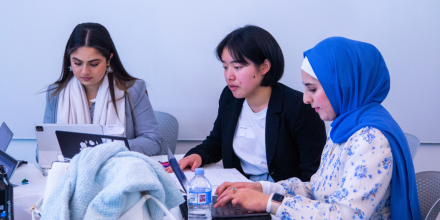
[213,188,271,212]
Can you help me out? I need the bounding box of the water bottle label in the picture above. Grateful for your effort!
[188,190,212,204]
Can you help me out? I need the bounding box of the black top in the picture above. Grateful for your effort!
[186,83,327,182]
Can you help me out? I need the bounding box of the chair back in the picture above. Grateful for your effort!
[416,171,440,219]
[154,111,179,155]
[425,198,440,220]
[404,133,420,159]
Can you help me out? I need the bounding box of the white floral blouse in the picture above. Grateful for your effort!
[261,126,393,220]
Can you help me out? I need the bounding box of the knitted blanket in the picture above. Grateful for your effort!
[42,142,183,220]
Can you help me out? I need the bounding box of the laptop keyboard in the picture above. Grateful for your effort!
[211,195,269,218]
[213,196,245,216]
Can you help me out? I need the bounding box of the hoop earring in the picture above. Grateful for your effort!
[106,65,114,74]
[68,66,72,72]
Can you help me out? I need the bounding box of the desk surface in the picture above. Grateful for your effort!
[12,164,46,220]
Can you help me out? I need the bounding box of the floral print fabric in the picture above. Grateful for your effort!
[276,126,393,220]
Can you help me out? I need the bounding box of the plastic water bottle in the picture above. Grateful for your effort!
[188,168,212,220]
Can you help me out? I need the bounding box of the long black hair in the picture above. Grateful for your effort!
[50,22,139,113]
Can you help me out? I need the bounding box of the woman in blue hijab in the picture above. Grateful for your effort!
[214,37,422,220]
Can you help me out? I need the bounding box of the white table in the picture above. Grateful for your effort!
[12,164,46,220]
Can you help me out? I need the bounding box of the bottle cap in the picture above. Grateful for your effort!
[195,168,204,175]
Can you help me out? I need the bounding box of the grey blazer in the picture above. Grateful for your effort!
[43,79,162,156]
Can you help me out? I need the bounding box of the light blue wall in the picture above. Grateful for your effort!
[0,1,439,142]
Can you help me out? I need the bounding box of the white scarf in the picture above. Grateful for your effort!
[301,56,318,79]
[57,74,126,136]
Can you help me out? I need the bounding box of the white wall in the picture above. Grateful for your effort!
[0,1,439,142]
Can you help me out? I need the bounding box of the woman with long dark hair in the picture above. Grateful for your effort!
[43,22,162,155]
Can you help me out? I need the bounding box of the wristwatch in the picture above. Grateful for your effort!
[270,193,285,215]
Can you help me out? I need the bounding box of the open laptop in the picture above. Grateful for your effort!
[0,149,19,183]
[56,131,130,160]
[167,147,270,219]
[35,124,104,168]
[167,147,189,193]
[0,124,23,187]
[1,122,28,168]
[0,122,13,152]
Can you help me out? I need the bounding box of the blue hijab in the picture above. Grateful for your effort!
[304,37,422,220]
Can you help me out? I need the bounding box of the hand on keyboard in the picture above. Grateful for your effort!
[212,195,270,218]
[213,188,270,212]
[215,182,263,195]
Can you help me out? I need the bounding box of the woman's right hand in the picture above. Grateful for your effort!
[165,154,203,173]
[215,182,263,195]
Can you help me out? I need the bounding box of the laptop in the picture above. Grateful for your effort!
[0,122,13,152]
[0,125,22,187]
[35,124,104,168]
[0,149,19,181]
[55,131,130,160]
[167,147,270,219]
[167,147,189,193]
[1,122,28,168]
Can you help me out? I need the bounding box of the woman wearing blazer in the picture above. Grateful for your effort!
[167,25,327,182]
[42,23,162,156]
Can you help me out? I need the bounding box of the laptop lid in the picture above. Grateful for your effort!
[0,150,19,179]
[35,124,104,168]
[55,130,130,159]
[35,124,104,151]
[0,122,13,152]
[167,147,189,193]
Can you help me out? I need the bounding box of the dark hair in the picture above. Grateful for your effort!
[50,22,139,114]
[216,25,284,87]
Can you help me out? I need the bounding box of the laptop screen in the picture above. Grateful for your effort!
[0,122,13,152]
[0,150,18,178]
[167,147,189,193]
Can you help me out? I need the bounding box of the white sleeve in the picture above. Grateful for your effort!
[258,181,284,195]
[266,193,274,212]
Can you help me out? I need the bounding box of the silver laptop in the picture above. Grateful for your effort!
[35,124,103,168]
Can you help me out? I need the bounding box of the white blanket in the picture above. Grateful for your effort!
[41,142,184,220]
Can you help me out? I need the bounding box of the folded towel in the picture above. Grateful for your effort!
[42,142,184,220]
